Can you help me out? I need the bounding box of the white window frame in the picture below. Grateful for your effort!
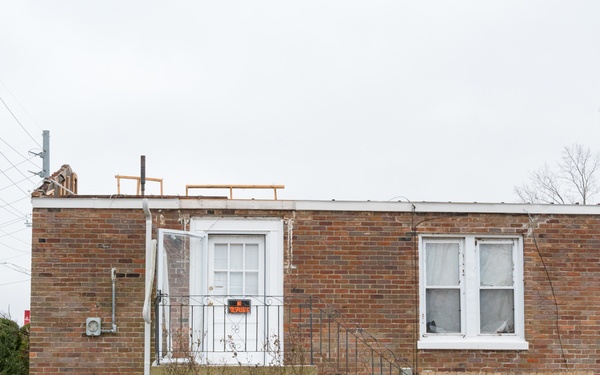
[418,235,528,350]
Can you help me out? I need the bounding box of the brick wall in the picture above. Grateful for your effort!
[30,204,600,373]
[284,210,600,373]
[31,208,146,374]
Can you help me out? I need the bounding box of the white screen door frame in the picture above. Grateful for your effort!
[156,228,207,363]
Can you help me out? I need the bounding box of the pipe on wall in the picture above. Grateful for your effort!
[101,267,118,334]
[142,199,153,375]
[142,241,156,324]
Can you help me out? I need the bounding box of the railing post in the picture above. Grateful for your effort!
[355,335,358,375]
[345,328,349,373]
[309,296,314,366]
[337,322,340,370]
[154,294,160,365]
[371,348,375,374]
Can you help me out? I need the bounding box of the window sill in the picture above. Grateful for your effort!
[418,336,529,350]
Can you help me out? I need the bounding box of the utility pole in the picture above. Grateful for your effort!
[41,130,50,178]
[30,130,50,178]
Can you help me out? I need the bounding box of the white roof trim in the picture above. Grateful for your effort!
[31,197,600,215]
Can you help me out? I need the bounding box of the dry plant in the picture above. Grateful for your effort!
[161,328,314,375]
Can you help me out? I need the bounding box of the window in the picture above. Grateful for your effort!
[418,235,528,350]
[211,236,263,296]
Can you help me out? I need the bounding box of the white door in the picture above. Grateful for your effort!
[204,235,266,365]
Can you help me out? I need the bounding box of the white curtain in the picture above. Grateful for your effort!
[425,242,460,333]
[479,243,514,334]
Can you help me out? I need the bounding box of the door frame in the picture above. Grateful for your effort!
[191,218,284,365]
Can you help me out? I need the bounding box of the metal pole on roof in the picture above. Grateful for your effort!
[141,155,146,197]
[28,130,50,178]
[41,130,50,178]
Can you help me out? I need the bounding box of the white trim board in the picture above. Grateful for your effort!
[31,197,600,215]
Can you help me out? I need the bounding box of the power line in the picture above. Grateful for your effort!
[0,194,28,219]
[0,262,30,276]
[0,159,39,180]
[0,177,36,193]
[0,227,30,242]
[0,95,41,148]
[0,241,30,254]
[0,148,36,196]
[0,78,43,133]
[0,279,29,287]
[0,136,40,170]
[0,170,29,197]
[0,139,39,220]
[0,254,28,262]
[526,211,569,370]
[0,216,28,230]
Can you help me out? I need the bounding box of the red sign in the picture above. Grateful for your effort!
[228,299,251,314]
[24,310,30,325]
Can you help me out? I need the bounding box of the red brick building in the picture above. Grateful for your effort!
[30,190,600,374]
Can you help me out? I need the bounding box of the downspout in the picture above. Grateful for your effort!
[142,199,154,375]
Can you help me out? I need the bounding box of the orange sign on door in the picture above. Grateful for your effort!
[227,299,251,314]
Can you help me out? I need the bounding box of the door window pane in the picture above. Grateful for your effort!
[230,244,243,270]
[214,244,228,269]
[230,272,243,295]
[246,272,259,295]
[213,272,227,292]
[245,244,259,270]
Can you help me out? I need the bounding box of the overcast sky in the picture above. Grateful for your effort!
[1,1,599,323]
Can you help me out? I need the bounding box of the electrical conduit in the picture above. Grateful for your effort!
[101,267,118,333]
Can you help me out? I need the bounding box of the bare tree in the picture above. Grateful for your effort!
[514,144,600,204]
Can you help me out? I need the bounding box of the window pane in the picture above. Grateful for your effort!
[163,233,192,298]
[426,242,459,286]
[246,272,259,295]
[230,244,243,270]
[214,244,228,269]
[213,271,227,292]
[230,272,243,295]
[480,289,514,334]
[245,244,259,270]
[480,243,513,286]
[426,289,460,333]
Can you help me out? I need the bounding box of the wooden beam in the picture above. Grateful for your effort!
[186,184,285,200]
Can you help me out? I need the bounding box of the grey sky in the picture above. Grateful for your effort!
[1,1,599,322]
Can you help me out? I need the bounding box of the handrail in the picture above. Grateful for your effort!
[185,184,285,200]
[308,296,412,374]
[153,294,413,373]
